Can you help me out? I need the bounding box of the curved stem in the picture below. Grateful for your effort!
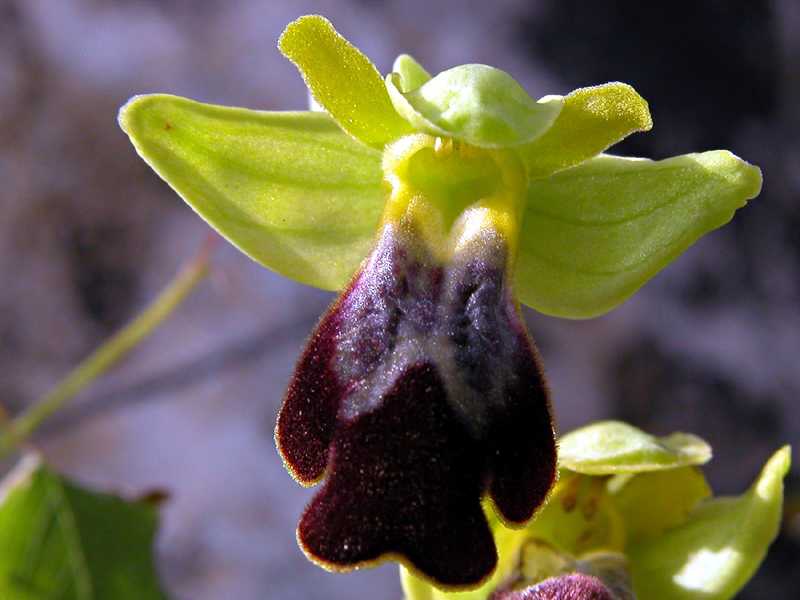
[0,237,216,458]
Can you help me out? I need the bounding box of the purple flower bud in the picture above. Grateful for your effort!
[493,573,616,600]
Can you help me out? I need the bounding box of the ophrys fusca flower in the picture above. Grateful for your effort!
[119,14,762,588]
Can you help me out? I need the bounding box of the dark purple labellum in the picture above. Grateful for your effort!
[492,574,616,600]
[276,222,556,586]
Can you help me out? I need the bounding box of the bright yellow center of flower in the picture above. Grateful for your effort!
[380,134,528,270]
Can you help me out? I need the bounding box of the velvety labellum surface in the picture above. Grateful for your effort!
[276,219,555,586]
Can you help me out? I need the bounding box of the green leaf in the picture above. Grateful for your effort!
[628,446,791,600]
[279,15,413,148]
[0,455,167,600]
[518,82,652,179]
[119,94,384,291]
[392,54,432,92]
[515,151,762,318]
[611,467,712,543]
[558,421,712,475]
[387,64,563,148]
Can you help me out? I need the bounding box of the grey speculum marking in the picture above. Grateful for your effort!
[334,222,534,437]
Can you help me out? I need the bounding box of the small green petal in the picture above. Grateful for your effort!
[393,53,432,92]
[119,94,383,290]
[387,64,563,148]
[279,15,413,148]
[559,421,712,475]
[611,467,712,543]
[515,151,763,318]
[518,82,653,179]
[628,446,791,600]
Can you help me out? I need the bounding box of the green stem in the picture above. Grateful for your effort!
[0,239,215,457]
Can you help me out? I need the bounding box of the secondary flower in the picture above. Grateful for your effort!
[402,422,790,600]
[118,14,762,588]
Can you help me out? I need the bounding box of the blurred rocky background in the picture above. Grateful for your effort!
[0,0,797,598]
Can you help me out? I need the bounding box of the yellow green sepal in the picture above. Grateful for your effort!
[558,420,712,474]
[611,467,711,543]
[518,82,652,178]
[516,151,762,318]
[118,94,384,291]
[628,446,791,600]
[279,15,414,148]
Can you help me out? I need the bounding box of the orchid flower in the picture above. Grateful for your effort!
[403,421,790,600]
[118,14,762,589]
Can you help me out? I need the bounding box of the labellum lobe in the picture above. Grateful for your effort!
[276,135,556,587]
